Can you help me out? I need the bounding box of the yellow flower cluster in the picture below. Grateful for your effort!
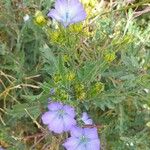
[74,84,86,100]
[48,30,61,43]
[34,11,47,26]
[59,89,69,100]
[104,52,116,62]
[81,0,97,8]
[53,74,62,83]
[94,82,104,93]
[63,54,70,63]
[69,24,83,33]
[48,24,86,45]
[66,72,76,81]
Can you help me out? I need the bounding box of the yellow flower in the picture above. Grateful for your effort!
[69,24,83,33]
[104,52,116,62]
[81,0,97,7]
[74,83,86,100]
[77,92,86,100]
[75,84,85,92]
[53,74,62,83]
[34,11,46,26]
[49,30,60,43]
[67,72,76,81]
[89,0,97,7]
[60,90,69,100]
[81,0,90,5]
[63,54,70,62]
[95,82,104,93]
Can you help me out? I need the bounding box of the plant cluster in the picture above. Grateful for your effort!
[0,0,150,149]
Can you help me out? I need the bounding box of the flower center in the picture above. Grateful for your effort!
[63,11,70,25]
[65,12,69,21]
[80,135,89,144]
[57,109,66,118]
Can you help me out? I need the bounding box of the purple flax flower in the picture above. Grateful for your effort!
[42,102,76,133]
[47,0,87,27]
[81,112,93,125]
[63,126,100,150]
